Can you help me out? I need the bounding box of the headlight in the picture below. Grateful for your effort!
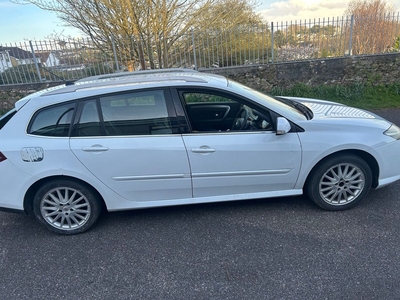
[384,124,400,140]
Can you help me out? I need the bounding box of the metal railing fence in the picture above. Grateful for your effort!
[1,13,400,85]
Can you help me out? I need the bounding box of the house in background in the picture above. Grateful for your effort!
[0,47,36,68]
[0,49,12,72]
[36,51,60,67]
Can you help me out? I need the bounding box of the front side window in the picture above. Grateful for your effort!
[181,91,273,132]
[100,90,172,136]
[29,102,75,137]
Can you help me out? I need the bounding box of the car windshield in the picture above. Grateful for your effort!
[228,80,308,121]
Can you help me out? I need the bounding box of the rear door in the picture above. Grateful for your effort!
[69,89,192,202]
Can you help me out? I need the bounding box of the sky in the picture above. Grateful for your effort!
[1,0,400,44]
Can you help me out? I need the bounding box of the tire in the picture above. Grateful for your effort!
[306,154,372,211]
[33,179,102,235]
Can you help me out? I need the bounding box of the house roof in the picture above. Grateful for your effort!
[0,47,34,59]
[36,51,51,62]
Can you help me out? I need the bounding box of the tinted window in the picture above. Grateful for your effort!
[100,90,172,136]
[0,109,17,130]
[77,100,102,137]
[29,103,75,136]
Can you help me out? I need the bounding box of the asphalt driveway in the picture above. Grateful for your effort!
[0,108,399,299]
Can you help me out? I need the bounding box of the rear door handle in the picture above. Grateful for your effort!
[82,145,109,152]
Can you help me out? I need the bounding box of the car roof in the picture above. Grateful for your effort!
[14,70,229,110]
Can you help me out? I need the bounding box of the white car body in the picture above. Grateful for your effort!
[0,71,399,234]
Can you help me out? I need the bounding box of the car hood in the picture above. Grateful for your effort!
[280,96,384,120]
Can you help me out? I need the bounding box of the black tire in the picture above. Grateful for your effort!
[306,154,372,211]
[33,179,102,235]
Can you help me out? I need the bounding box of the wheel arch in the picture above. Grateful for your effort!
[23,175,107,214]
[304,149,379,189]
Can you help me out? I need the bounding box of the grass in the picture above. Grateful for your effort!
[269,82,400,110]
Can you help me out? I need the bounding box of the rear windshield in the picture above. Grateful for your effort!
[0,109,17,130]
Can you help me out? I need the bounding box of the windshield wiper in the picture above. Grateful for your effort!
[275,97,313,120]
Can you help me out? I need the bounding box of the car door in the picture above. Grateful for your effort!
[174,88,302,198]
[69,89,192,202]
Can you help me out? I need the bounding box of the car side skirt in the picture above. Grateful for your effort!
[107,189,303,211]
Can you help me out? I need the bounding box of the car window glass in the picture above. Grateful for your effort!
[181,92,273,132]
[77,100,102,136]
[29,102,75,137]
[100,90,172,136]
[0,109,17,130]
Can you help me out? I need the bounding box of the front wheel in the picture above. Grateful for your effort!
[306,154,372,210]
[33,179,102,235]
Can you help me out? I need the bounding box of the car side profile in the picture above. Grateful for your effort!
[1,70,400,234]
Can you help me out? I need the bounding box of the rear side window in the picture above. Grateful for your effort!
[100,90,172,136]
[0,109,17,130]
[76,100,102,137]
[28,102,75,137]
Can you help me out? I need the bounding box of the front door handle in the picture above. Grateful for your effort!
[191,146,216,154]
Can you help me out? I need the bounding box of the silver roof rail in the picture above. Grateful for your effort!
[75,68,198,83]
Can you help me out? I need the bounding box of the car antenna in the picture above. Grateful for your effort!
[38,64,76,86]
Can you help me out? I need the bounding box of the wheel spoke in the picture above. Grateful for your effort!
[345,167,357,178]
[348,184,362,190]
[56,189,64,203]
[69,213,80,225]
[45,211,61,217]
[66,216,72,229]
[322,174,337,183]
[67,190,77,204]
[73,208,90,214]
[48,193,61,205]
[71,196,84,206]
[321,186,334,192]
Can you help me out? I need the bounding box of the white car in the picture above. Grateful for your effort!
[1,70,400,234]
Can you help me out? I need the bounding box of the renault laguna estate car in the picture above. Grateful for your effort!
[1,70,400,234]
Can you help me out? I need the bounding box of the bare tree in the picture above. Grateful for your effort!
[12,0,260,70]
[345,0,398,54]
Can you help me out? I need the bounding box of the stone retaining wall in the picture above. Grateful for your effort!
[0,82,63,112]
[208,53,400,94]
[1,53,400,112]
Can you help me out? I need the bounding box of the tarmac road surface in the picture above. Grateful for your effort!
[0,108,399,299]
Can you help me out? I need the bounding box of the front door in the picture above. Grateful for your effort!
[182,132,301,197]
[176,89,302,198]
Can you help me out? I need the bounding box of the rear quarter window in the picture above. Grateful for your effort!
[0,109,17,130]
[28,102,76,137]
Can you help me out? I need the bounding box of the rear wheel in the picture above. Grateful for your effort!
[306,154,372,210]
[33,179,101,234]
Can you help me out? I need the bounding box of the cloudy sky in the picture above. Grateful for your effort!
[1,0,400,44]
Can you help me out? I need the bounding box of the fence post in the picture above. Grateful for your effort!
[348,15,354,56]
[29,41,43,83]
[271,22,274,63]
[111,35,120,72]
[191,29,197,70]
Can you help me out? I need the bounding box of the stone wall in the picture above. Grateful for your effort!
[208,53,400,94]
[1,53,400,112]
[0,82,63,112]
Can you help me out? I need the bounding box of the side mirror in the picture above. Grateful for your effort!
[276,117,291,135]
